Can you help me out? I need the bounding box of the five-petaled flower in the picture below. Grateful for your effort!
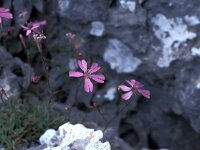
[69,59,105,92]
[21,20,46,36]
[118,80,150,100]
[0,8,13,24]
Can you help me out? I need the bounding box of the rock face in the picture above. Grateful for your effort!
[90,21,105,37]
[104,39,141,73]
[0,47,33,101]
[152,14,197,67]
[2,0,200,149]
[39,122,111,150]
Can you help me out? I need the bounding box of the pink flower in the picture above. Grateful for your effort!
[21,20,46,36]
[0,8,13,24]
[69,59,105,92]
[118,80,150,100]
[31,76,40,84]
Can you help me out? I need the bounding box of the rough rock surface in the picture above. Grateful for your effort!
[1,0,200,149]
[39,122,111,150]
[0,47,33,100]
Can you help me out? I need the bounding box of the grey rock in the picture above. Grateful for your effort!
[26,145,46,150]
[58,0,109,22]
[119,0,136,13]
[108,9,138,27]
[69,139,89,150]
[152,14,196,67]
[0,69,20,100]
[104,39,141,73]
[90,21,105,37]
[108,1,146,27]
[58,0,70,15]
[0,47,33,100]
[3,0,200,149]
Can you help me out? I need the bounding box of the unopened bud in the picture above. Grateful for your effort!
[31,76,40,83]
[66,33,76,42]
[33,32,46,43]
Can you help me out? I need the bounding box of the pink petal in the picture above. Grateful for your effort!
[0,12,13,19]
[69,71,83,77]
[88,63,101,74]
[121,91,133,100]
[31,25,40,30]
[78,59,87,72]
[84,78,93,92]
[32,20,47,27]
[126,80,133,87]
[138,89,150,99]
[0,8,10,12]
[118,85,131,92]
[131,80,143,88]
[21,25,29,30]
[26,30,31,36]
[90,74,105,83]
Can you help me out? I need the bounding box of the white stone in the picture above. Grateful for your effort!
[0,71,19,99]
[39,129,60,147]
[184,15,200,26]
[120,0,136,13]
[90,21,105,37]
[68,58,77,70]
[191,47,200,56]
[104,87,116,101]
[58,0,70,13]
[152,14,197,67]
[104,39,141,73]
[196,82,200,89]
[39,122,111,150]
[104,87,117,101]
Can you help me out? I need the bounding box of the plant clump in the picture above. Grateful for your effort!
[0,99,65,149]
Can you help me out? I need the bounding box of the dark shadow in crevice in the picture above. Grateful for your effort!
[76,102,91,113]
[109,0,118,7]
[147,132,160,149]
[119,119,139,147]
[12,65,24,77]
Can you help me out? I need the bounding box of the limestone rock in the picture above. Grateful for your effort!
[152,14,196,67]
[104,39,141,73]
[39,122,111,150]
[90,21,105,37]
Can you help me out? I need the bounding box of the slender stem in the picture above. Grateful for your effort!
[90,93,108,124]
[96,105,108,123]
[73,80,82,106]
[40,54,51,92]
[0,96,6,105]
[36,41,60,105]
[35,42,52,104]
[19,34,27,49]
[103,99,133,133]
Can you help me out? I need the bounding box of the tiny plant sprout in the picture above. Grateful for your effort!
[66,33,76,42]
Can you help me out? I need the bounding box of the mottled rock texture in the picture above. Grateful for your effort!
[1,0,200,149]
